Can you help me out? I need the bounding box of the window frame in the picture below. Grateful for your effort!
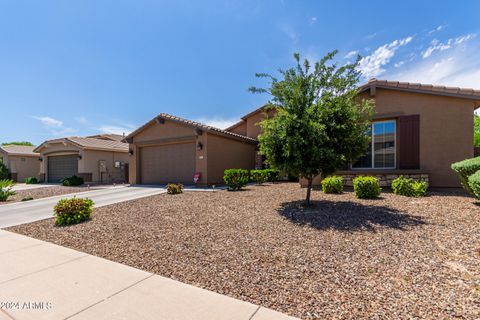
[351,119,397,170]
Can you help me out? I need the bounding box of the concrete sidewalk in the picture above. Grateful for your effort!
[0,230,297,320]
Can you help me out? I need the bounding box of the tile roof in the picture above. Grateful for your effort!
[359,78,480,100]
[0,145,39,156]
[34,137,129,153]
[125,113,258,144]
[87,134,125,142]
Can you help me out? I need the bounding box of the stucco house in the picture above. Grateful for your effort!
[0,145,40,182]
[34,136,129,183]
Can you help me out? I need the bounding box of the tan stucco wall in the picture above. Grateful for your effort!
[228,122,247,136]
[243,109,275,139]
[206,133,256,184]
[9,155,39,182]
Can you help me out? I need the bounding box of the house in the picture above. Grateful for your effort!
[0,145,40,182]
[34,136,129,183]
[124,114,257,185]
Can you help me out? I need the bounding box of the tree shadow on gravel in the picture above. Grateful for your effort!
[278,200,426,232]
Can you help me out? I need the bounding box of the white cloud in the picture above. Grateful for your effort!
[98,125,135,135]
[279,24,298,42]
[32,116,77,137]
[366,33,377,40]
[309,17,317,25]
[394,61,405,68]
[33,116,63,127]
[75,116,88,124]
[422,34,476,58]
[358,36,413,78]
[344,50,358,59]
[428,24,446,34]
[195,117,239,129]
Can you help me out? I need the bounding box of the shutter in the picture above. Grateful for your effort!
[398,115,420,169]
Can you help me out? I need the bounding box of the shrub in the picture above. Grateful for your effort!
[223,169,249,191]
[25,177,39,184]
[392,176,428,197]
[468,170,480,200]
[0,161,8,180]
[264,169,280,182]
[451,157,480,194]
[61,175,84,186]
[250,170,268,185]
[0,179,15,202]
[22,196,34,201]
[353,176,381,199]
[167,183,183,194]
[321,176,343,194]
[54,197,94,225]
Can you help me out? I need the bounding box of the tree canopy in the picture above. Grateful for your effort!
[250,51,373,205]
[474,114,480,147]
[1,141,34,146]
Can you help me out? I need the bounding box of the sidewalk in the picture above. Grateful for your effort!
[0,230,298,320]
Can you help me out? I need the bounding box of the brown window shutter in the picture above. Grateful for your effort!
[399,115,420,169]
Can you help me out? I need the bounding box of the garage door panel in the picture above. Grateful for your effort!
[140,142,195,184]
[48,155,78,182]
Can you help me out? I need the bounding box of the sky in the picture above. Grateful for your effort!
[1,0,479,145]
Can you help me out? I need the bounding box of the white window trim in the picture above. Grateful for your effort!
[352,119,396,170]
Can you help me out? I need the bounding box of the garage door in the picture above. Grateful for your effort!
[48,155,78,182]
[140,142,195,184]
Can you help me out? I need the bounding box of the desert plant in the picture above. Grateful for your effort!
[54,197,94,225]
[25,177,39,184]
[0,179,15,202]
[451,157,480,194]
[167,183,183,194]
[250,170,269,185]
[321,176,343,194]
[392,176,427,197]
[0,161,8,180]
[61,175,84,186]
[223,169,249,191]
[353,176,381,199]
[468,170,480,200]
[21,196,34,201]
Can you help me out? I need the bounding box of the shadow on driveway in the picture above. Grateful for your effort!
[277,199,426,232]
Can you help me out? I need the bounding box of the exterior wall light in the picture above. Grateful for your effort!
[78,155,82,160]
[128,149,134,156]
[197,142,203,151]
[38,157,43,162]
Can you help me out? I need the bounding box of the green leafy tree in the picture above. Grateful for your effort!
[474,114,480,147]
[1,141,34,146]
[250,51,373,205]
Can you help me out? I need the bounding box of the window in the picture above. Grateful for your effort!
[352,120,396,169]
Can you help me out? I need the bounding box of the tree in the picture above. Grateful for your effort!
[1,141,34,146]
[474,114,480,147]
[250,51,373,205]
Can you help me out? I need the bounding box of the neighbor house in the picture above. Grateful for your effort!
[0,145,40,182]
[34,136,129,183]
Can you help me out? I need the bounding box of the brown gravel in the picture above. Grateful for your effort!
[8,183,480,319]
[1,186,93,204]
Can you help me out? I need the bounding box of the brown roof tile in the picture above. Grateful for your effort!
[34,137,128,153]
[0,145,39,156]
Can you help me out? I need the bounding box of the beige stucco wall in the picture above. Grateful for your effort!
[8,155,40,182]
[228,122,247,136]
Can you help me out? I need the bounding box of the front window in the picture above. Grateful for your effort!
[352,120,396,169]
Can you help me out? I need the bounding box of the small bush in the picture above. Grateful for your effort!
[411,181,428,197]
[167,183,183,194]
[250,170,268,185]
[61,175,84,186]
[392,176,427,197]
[353,176,381,199]
[223,169,249,191]
[264,169,280,182]
[54,197,94,226]
[0,179,15,202]
[321,176,343,194]
[468,171,480,200]
[22,196,34,201]
[0,162,8,180]
[25,177,39,184]
[451,157,480,194]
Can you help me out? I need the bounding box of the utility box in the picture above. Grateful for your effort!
[99,160,107,173]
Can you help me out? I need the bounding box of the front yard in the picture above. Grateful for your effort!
[8,183,480,319]
[1,186,94,205]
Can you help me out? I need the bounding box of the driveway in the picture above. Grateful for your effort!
[0,185,166,228]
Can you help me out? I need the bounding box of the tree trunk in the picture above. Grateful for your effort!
[305,177,313,206]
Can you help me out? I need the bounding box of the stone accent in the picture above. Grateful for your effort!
[77,172,93,183]
[9,173,18,182]
[341,173,429,187]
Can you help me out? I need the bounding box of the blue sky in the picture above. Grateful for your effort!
[1,0,479,145]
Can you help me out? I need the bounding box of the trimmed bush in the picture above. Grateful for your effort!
[468,170,480,200]
[353,176,381,199]
[61,175,84,186]
[250,170,268,185]
[223,169,249,191]
[392,176,427,197]
[0,161,8,180]
[265,169,280,182]
[321,176,343,194]
[25,177,39,184]
[54,197,94,225]
[0,179,15,202]
[451,157,480,194]
[167,183,183,194]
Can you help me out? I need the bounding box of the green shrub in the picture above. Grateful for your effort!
[392,176,428,197]
[468,170,480,200]
[353,176,381,199]
[167,183,183,194]
[22,196,34,201]
[25,177,39,184]
[250,170,268,185]
[54,197,94,225]
[0,179,15,202]
[264,169,280,182]
[223,169,249,191]
[321,176,343,194]
[0,161,8,180]
[61,175,84,186]
[451,157,480,194]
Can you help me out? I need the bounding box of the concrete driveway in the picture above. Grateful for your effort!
[0,186,166,228]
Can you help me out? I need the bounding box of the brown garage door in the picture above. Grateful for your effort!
[140,142,196,184]
[48,155,78,182]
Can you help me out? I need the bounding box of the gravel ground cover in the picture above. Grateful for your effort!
[1,186,93,204]
[8,183,480,319]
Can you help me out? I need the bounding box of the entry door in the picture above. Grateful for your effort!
[48,155,78,182]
